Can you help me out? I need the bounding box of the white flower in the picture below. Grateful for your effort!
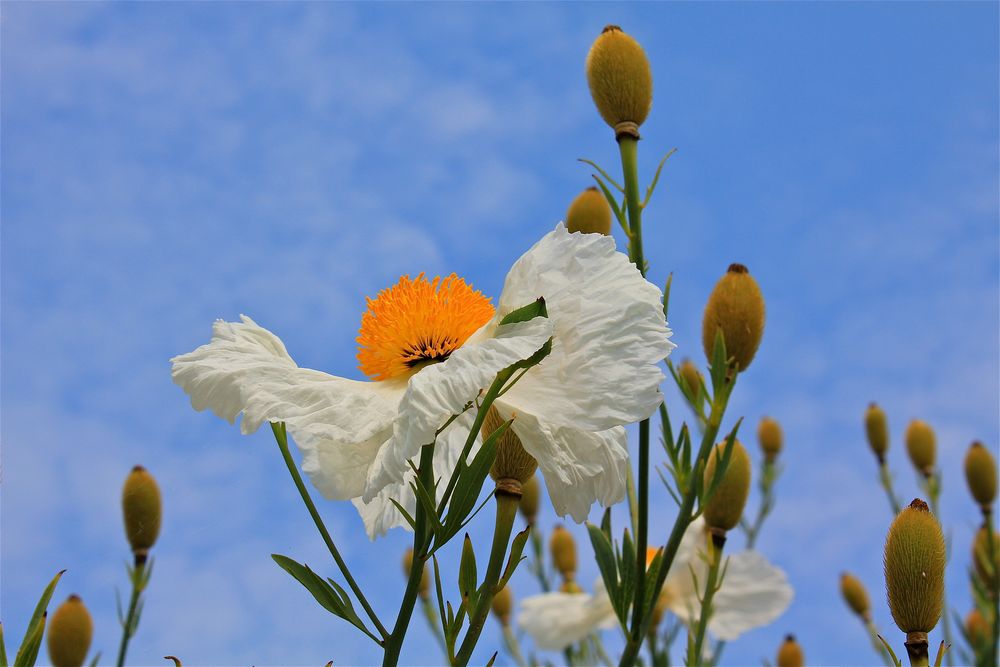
[518,519,793,650]
[172,224,673,538]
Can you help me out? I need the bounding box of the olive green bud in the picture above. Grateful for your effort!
[865,403,890,462]
[483,407,537,495]
[585,25,652,138]
[972,525,999,590]
[491,584,513,626]
[701,264,765,372]
[702,439,752,533]
[884,499,946,634]
[566,187,612,236]
[519,475,541,524]
[47,595,93,667]
[757,416,783,464]
[904,420,936,477]
[776,635,804,667]
[122,465,162,563]
[678,358,703,397]
[964,441,997,510]
[550,525,577,581]
[402,548,430,600]
[559,580,583,594]
[965,608,989,647]
[839,572,871,620]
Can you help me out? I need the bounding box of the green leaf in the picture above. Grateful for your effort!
[589,173,629,235]
[13,614,44,667]
[586,523,623,628]
[14,569,63,667]
[458,535,478,607]
[577,158,625,193]
[641,548,665,619]
[661,273,673,323]
[388,498,418,532]
[485,651,499,667]
[0,622,8,667]
[600,508,613,539]
[709,328,729,394]
[619,530,636,622]
[499,297,548,325]
[704,427,739,505]
[87,652,102,667]
[431,555,448,640]
[499,527,530,587]
[641,148,678,209]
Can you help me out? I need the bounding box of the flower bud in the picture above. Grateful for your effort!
[491,584,513,626]
[839,572,871,620]
[965,608,989,647]
[566,187,612,236]
[519,475,541,524]
[702,439,752,533]
[402,548,430,600]
[585,25,652,138]
[776,634,804,667]
[559,580,583,594]
[865,403,890,462]
[884,499,945,634]
[678,358,703,397]
[964,441,997,510]
[122,465,162,562]
[757,416,783,464]
[972,525,999,590]
[701,264,765,372]
[904,420,936,476]
[550,525,577,581]
[483,407,538,494]
[47,595,93,667]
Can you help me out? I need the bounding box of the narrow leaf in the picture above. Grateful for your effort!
[14,569,63,667]
[500,528,530,587]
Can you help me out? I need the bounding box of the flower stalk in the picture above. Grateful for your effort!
[688,533,727,667]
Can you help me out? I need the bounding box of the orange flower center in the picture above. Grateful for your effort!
[356,273,495,381]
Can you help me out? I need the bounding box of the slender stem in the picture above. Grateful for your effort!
[115,563,144,667]
[528,525,551,593]
[865,618,893,667]
[454,494,519,666]
[688,537,724,667]
[421,596,448,658]
[904,638,930,667]
[618,137,646,276]
[630,419,651,641]
[383,444,436,666]
[743,460,778,550]
[592,633,614,667]
[879,461,902,515]
[271,423,389,640]
[501,624,527,667]
[625,464,640,538]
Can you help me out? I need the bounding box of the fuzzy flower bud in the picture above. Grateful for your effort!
[972,526,999,590]
[701,264,765,372]
[964,441,997,510]
[549,525,577,581]
[585,25,652,138]
[776,635,805,667]
[965,608,989,647]
[904,420,936,477]
[491,584,513,626]
[47,595,93,667]
[518,475,541,524]
[566,187,612,236]
[402,548,430,600]
[703,439,752,533]
[884,499,946,634]
[483,407,537,496]
[865,403,890,462]
[757,416,783,464]
[839,572,871,620]
[122,465,162,563]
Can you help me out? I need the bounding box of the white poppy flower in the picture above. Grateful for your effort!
[172,223,673,538]
[518,519,793,650]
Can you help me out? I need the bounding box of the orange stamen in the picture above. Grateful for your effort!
[357,273,495,381]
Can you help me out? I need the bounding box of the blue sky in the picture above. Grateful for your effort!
[2,2,997,665]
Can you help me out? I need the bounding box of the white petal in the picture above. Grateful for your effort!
[518,590,614,652]
[364,317,553,500]
[502,408,628,522]
[171,316,399,500]
[497,224,674,432]
[351,411,478,539]
[707,551,793,641]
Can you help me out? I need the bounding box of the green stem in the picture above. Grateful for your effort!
[743,460,778,550]
[501,624,527,667]
[272,423,389,640]
[592,633,614,667]
[865,618,893,667]
[383,444,436,667]
[421,596,448,659]
[630,419,651,643]
[618,136,646,276]
[115,563,144,667]
[688,537,724,667]
[904,639,930,667]
[528,525,551,592]
[625,464,640,538]
[454,494,519,666]
[879,460,902,515]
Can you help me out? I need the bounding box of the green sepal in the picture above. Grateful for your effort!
[586,523,624,629]
[271,554,381,645]
[13,569,63,667]
[458,535,478,608]
[499,527,531,588]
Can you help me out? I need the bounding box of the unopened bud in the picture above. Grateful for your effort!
[491,584,513,626]
[519,475,541,524]
[483,407,537,495]
[776,635,804,667]
[566,187,612,236]
[47,595,93,667]
[122,465,162,563]
[904,420,936,476]
[550,525,577,581]
[865,403,890,462]
[884,499,945,633]
[585,26,652,139]
[839,572,871,620]
[964,441,997,511]
[965,608,989,646]
[757,416,783,464]
[972,525,999,590]
[703,440,751,533]
[402,548,430,600]
[701,264,765,372]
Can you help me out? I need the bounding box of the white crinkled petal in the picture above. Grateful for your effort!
[502,407,628,522]
[518,590,614,652]
[497,223,674,432]
[171,316,399,500]
[364,317,553,501]
[352,411,478,539]
[706,551,793,641]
